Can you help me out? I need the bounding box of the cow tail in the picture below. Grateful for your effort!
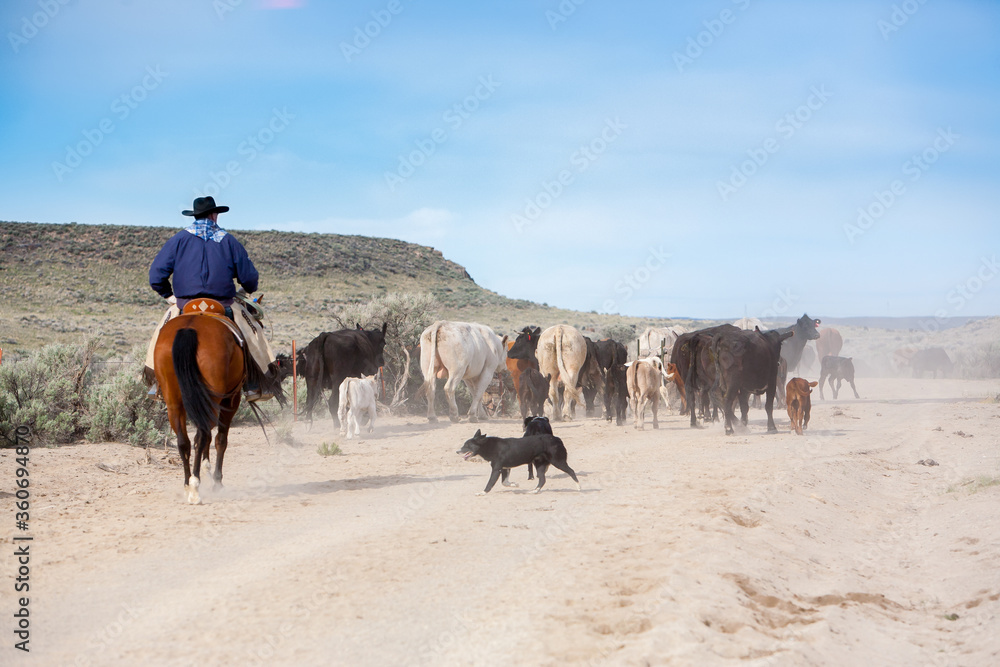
[304,337,325,418]
[341,379,352,409]
[555,328,569,384]
[423,323,439,397]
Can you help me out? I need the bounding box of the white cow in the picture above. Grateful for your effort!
[338,375,378,439]
[536,325,588,421]
[733,317,764,331]
[633,325,686,360]
[420,321,508,423]
[627,357,675,428]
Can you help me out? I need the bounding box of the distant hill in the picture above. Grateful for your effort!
[0,221,684,354]
[762,315,989,331]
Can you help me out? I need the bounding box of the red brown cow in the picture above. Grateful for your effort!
[815,328,843,362]
[505,338,538,397]
[785,377,818,435]
[664,362,686,413]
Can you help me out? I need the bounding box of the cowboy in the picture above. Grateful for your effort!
[145,196,277,401]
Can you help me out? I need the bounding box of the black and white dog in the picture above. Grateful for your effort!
[458,424,580,495]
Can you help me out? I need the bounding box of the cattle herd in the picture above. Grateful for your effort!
[283,315,958,450]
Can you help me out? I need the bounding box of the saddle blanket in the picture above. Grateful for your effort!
[143,301,276,378]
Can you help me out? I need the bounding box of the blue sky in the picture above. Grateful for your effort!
[1,0,997,319]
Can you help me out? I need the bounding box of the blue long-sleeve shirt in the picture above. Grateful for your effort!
[149,228,258,300]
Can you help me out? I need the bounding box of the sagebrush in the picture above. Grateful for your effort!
[0,341,169,447]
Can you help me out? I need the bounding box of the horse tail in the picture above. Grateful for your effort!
[173,328,219,433]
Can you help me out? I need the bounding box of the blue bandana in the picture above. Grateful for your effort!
[185,218,228,243]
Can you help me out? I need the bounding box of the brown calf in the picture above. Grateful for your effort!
[666,361,687,413]
[506,340,538,397]
[785,377,818,435]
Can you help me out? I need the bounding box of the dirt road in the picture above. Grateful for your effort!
[3,378,1000,666]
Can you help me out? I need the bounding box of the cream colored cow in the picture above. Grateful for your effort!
[627,357,672,430]
[535,325,588,421]
[419,321,508,423]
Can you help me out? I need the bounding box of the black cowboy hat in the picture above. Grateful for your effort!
[182,196,229,217]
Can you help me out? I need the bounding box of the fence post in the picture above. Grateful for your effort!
[291,339,297,422]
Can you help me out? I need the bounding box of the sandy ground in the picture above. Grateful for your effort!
[3,378,1000,666]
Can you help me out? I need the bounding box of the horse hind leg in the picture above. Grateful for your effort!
[213,429,228,489]
[213,397,238,490]
[171,412,196,500]
[177,432,193,490]
[187,428,212,505]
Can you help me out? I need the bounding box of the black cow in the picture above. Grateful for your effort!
[604,362,629,426]
[772,314,821,406]
[583,338,628,421]
[302,323,388,425]
[712,327,793,434]
[818,355,860,400]
[909,347,953,378]
[579,337,605,418]
[593,338,628,370]
[671,324,739,428]
[507,326,542,363]
[274,350,306,384]
[517,368,550,420]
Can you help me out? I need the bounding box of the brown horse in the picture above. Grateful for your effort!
[154,312,245,505]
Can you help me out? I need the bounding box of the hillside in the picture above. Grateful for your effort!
[0,221,690,355]
[3,221,997,378]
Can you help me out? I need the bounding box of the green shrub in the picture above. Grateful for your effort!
[0,340,97,445]
[599,322,636,346]
[83,345,168,447]
[317,441,341,456]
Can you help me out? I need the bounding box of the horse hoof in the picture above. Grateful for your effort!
[427,416,438,423]
[449,415,460,424]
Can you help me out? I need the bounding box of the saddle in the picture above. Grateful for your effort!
[181,298,245,346]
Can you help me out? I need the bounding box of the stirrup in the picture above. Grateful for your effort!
[147,383,162,401]
[244,389,273,403]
